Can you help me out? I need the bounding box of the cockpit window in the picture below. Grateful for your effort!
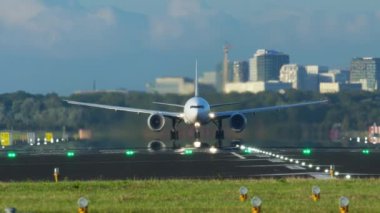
[190,105,204,109]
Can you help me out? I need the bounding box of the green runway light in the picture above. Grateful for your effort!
[7,152,16,158]
[184,149,193,155]
[302,148,312,155]
[66,151,75,157]
[244,149,252,154]
[125,150,135,156]
[362,149,370,155]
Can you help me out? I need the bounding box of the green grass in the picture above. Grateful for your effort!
[1,178,380,212]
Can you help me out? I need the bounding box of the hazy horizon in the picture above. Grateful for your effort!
[1,0,379,95]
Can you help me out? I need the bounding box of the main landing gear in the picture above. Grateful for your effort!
[214,119,224,148]
[170,118,180,149]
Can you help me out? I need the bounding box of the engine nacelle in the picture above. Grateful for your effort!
[229,113,247,132]
[147,113,165,132]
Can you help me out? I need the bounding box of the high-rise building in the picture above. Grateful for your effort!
[199,71,222,91]
[279,64,306,90]
[222,44,230,92]
[350,57,380,91]
[233,61,249,82]
[249,49,289,82]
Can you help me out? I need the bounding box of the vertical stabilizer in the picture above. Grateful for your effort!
[195,60,199,97]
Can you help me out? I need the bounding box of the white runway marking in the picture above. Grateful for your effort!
[268,159,285,163]
[286,165,306,170]
[231,152,246,159]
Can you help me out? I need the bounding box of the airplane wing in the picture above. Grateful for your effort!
[64,100,182,118]
[214,99,327,119]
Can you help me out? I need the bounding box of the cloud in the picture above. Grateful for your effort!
[0,0,149,58]
[94,7,116,25]
[0,0,45,26]
[345,15,369,34]
[168,0,201,18]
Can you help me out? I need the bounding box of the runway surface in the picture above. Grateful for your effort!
[0,146,380,181]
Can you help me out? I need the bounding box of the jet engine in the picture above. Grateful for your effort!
[147,113,165,132]
[229,113,247,132]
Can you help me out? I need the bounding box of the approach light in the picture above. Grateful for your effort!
[316,166,320,171]
[284,157,288,160]
[66,151,75,158]
[194,141,201,148]
[7,152,16,158]
[302,148,312,155]
[334,171,340,176]
[324,169,329,174]
[345,174,351,179]
[37,142,40,146]
[301,162,306,166]
[362,149,370,155]
[209,146,217,154]
[251,196,262,213]
[295,160,299,164]
[56,139,59,143]
[184,149,193,155]
[311,186,321,201]
[308,164,313,168]
[239,186,248,202]
[289,159,294,162]
[125,150,135,156]
[78,197,89,213]
[339,196,349,213]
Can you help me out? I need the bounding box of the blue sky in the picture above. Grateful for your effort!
[0,0,379,95]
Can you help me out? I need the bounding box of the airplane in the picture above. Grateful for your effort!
[65,62,327,148]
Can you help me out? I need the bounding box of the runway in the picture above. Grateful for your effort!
[1,145,380,181]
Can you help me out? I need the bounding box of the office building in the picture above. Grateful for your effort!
[279,64,307,90]
[350,57,380,91]
[146,77,194,95]
[233,61,249,82]
[249,49,289,82]
[225,81,292,94]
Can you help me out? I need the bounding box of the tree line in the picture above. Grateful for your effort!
[0,90,379,146]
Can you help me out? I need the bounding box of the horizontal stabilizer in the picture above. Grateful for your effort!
[152,102,184,108]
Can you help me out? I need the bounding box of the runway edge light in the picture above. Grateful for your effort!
[302,148,312,155]
[4,207,16,213]
[239,186,248,202]
[251,196,262,213]
[339,196,349,213]
[78,197,89,213]
[53,167,60,183]
[125,150,135,156]
[184,149,193,155]
[362,149,370,155]
[311,186,320,201]
[66,151,75,158]
[7,151,17,158]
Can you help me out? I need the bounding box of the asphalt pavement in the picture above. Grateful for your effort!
[1,146,379,181]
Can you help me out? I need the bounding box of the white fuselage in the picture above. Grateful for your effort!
[183,97,211,125]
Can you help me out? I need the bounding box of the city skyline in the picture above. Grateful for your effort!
[0,0,380,95]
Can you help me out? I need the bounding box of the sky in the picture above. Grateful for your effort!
[0,0,380,95]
